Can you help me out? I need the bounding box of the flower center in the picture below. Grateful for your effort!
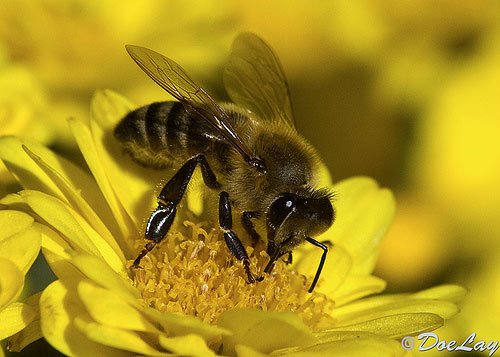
[132,220,334,330]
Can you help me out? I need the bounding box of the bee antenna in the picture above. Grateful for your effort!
[305,237,330,293]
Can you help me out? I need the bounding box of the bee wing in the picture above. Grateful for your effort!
[125,45,254,162]
[223,32,296,128]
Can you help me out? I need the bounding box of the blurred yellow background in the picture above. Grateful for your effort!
[1,0,499,354]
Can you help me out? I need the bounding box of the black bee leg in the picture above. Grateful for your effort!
[197,155,221,190]
[263,249,281,274]
[219,191,261,283]
[261,250,292,276]
[305,237,330,293]
[133,154,219,267]
[241,211,261,244]
[133,202,176,267]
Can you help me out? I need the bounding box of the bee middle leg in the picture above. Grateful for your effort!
[133,154,220,267]
[219,191,262,283]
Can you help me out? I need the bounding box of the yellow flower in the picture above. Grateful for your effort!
[0,90,465,356]
[0,210,41,355]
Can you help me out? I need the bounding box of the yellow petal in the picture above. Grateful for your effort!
[38,221,74,259]
[74,314,169,356]
[274,337,407,357]
[0,225,40,275]
[38,223,87,281]
[158,334,217,357]
[411,284,467,304]
[314,330,393,342]
[0,210,33,241]
[77,279,157,333]
[69,117,137,257]
[234,344,268,357]
[0,136,64,200]
[0,137,111,225]
[89,90,167,230]
[90,90,133,131]
[331,275,387,307]
[19,141,118,233]
[321,313,444,339]
[320,177,395,275]
[18,190,124,273]
[0,302,36,340]
[18,190,98,254]
[70,254,140,300]
[218,309,317,355]
[22,146,125,263]
[0,193,31,215]
[0,258,23,308]
[40,280,129,357]
[332,298,458,325]
[143,307,230,342]
[7,293,42,352]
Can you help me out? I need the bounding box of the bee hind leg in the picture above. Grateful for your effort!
[219,192,263,283]
[133,154,220,267]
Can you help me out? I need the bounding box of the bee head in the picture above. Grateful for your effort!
[266,190,334,258]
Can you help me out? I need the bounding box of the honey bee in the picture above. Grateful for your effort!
[115,33,334,292]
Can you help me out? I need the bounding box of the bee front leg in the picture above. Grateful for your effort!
[219,192,262,283]
[133,154,219,267]
[305,237,330,293]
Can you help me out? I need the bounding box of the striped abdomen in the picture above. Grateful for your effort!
[115,101,226,169]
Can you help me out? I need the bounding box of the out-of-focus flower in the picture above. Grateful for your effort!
[407,26,500,349]
[458,248,500,340]
[0,59,51,143]
[0,0,234,91]
[0,91,465,355]
[0,55,54,197]
[0,210,41,355]
[413,27,500,255]
[357,1,500,296]
[376,193,452,291]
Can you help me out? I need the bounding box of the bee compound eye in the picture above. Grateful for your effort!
[267,194,298,230]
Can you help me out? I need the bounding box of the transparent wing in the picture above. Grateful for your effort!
[223,32,296,128]
[126,44,254,162]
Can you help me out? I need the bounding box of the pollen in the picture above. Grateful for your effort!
[131,220,334,330]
